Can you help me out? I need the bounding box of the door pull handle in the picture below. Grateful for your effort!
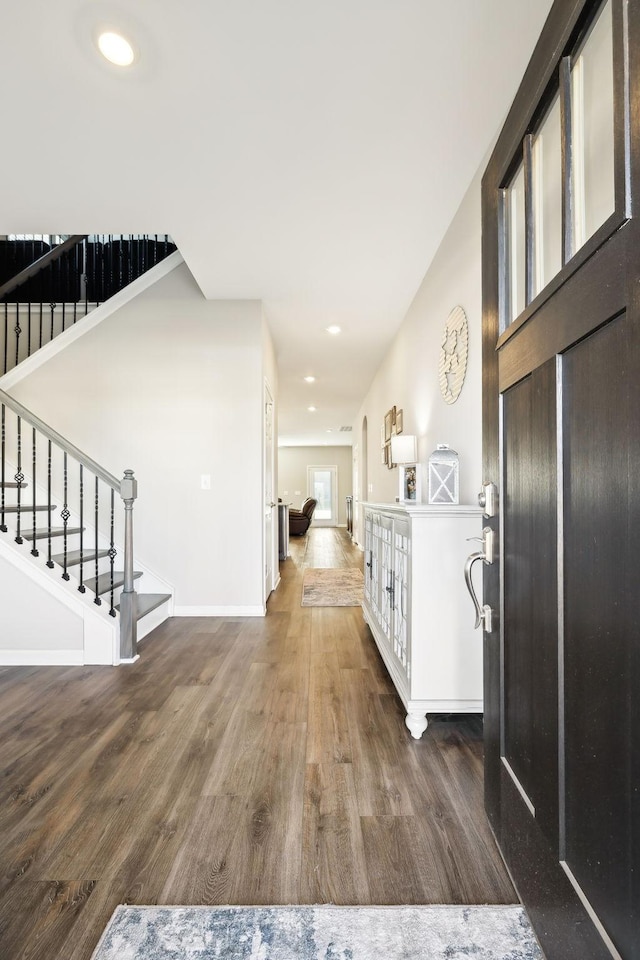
[464,526,495,633]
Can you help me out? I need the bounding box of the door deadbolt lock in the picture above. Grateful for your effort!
[477,481,497,518]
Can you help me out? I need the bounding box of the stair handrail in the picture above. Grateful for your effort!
[0,235,88,301]
[0,387,139,659]
[0,388,119,490]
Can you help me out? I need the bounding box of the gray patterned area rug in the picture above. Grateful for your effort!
[301,568,364,606]
[91,904,544,959]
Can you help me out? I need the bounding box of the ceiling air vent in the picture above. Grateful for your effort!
[340,426,352,432]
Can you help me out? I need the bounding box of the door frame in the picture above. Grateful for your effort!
[263,379,277,604]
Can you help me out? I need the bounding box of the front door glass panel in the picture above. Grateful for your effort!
[507,162,526,325]
[533,94,562,296]
[571,0,615,251]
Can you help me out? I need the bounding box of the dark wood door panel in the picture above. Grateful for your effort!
[498,224,627,392]
[562,310,639,959]
[503,376,535,800]
[503,359,559,844]
[499,768,611,960]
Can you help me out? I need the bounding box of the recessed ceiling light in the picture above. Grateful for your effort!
[326,429,333,433]
[303,376,316,383]
[308,406,317,412]
[98,31,135,66]
[326,325,341,335]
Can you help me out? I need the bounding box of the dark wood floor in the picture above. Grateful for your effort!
[0,527,515,960]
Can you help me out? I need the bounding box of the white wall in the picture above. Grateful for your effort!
[0,553,83,660]
[10,264,268,614]
[354,165,483,542]
[278,445,353,525]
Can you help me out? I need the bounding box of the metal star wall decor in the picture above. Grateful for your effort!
[438,305,469,404]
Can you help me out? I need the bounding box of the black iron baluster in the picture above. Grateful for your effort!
[52,257,59,328]
[38,300,43,350]
[61,252,67,331]
[14,300,21,370]
[49,301,56,345]
[109,488,116,616]
[87,236,94,304]
[118,236,124,293]
[98,235,105,304]
[73,243,80,323]
[121,236,126,289]
[81,238,87,312]
[107,234,113,300]
[61,451,70,580]
[0,404,6,532]
[46,439,54,567]
[94,476,101,605]
[37,245,44,307]
[3,303,8,375]
[15,416,23,544]
[27,302,32,362]
[30,427,38,556]
[78,464,85,593]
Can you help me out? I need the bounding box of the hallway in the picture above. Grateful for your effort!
[0,527,515,960]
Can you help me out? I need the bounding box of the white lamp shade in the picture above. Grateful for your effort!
[390,434,417,464]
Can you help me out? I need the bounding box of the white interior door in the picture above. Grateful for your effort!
[264,382,275,602]
[307,465,338,527]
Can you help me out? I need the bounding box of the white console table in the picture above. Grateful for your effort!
[361,501,484,738]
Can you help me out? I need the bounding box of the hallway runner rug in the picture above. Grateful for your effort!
[91,904,543,959]
[301,567,364,606]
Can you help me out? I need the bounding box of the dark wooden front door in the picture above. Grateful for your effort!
[482,1,638,957]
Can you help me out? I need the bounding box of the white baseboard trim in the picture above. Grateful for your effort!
[173,605,266,618]
[0,649,84,666]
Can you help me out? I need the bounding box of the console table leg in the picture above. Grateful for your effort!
[405,712,428,739]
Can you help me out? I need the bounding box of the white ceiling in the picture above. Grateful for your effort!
[0,1,554,446]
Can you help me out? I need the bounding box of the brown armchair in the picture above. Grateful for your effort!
[289,497,317,536]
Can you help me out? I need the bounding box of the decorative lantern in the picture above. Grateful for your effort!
[428,444,459,504]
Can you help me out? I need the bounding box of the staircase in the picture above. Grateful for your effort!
[0,236,175,664]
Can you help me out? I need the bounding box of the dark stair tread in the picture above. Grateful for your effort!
[1,504,54,513]
[84,570,143,595]
[23,526,83,540]
[116,593,171,619]
[51,548,110,567]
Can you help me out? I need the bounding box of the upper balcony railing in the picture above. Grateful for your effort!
[0,234,176,376]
